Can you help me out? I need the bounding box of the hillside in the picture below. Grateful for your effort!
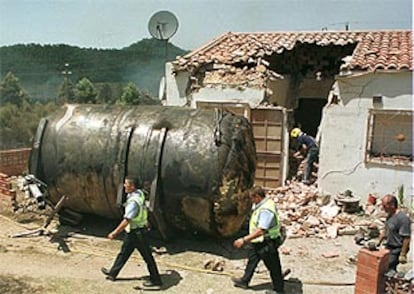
[0,38,189,100]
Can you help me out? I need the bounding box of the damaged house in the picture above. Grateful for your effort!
[163,30,413,202]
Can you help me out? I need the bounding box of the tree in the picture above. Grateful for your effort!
[75,78,97,104]
[118,82,140,105]
[96,83,113,104]
[0,72,29,106]
[0,99,59,149]
[118,82,160,105]
[58,77,75,104]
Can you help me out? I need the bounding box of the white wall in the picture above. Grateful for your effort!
[165,63,266,108]
[318,71,413,204]
[190,86,265,109]
[165,62,190,106]
[268,77,290,107]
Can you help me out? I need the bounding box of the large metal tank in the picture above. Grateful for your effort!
[29,104,256,238]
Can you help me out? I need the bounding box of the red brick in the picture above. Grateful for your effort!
[0,148,31,176]
[355,248,389,294]
[0,181,12,189]
[0,190,15,197]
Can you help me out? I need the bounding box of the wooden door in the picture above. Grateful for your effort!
[251,108,287,189]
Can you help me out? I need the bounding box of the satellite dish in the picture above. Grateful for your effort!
[148,10,179,40]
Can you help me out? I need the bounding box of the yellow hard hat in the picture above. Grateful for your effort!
[290,128,301,138]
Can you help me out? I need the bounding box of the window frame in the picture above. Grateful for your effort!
[365,109,413,167]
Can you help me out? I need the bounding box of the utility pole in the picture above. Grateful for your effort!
[61,63,72,103]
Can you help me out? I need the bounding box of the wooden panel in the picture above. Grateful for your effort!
[251,107,285,189]
[256,153,281,188]
[255,137,281,152]
[196,102,287,190]
[252,124,282,137]
[252,108,284,121]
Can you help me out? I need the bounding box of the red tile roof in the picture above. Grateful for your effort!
[175,30,412,72]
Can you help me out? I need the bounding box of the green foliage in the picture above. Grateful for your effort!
[0,39,189,100]
[118,83,160,105]
[0,38,181,149]
[0,72,29,106]
[119,83,140,105]
[0,71,59,149]
[75,78,97,103]
[96,83,114,104]
[0,101,58,149]
[58,78,75,104]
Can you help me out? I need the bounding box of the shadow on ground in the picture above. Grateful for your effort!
[245,279,304,294]
[112,270,182,291]
[131,270,183,291]
[53,214,248,259]
[0,275,46,294]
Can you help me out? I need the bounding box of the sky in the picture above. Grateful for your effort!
[0,0,412,51]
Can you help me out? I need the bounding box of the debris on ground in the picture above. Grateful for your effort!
[4,175,391,246]
[267,180,388,242]
[321,251,340,259]
[203,258,225,272]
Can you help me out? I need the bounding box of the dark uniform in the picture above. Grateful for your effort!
[296,132,319,183]
[240,197,284,293]
[105,189,161,285]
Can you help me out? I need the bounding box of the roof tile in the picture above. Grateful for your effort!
[176,30,412,72]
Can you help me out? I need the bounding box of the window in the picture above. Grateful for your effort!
[365,109,413,166]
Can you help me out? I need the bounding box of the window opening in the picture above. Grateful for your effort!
[365,109,412,166]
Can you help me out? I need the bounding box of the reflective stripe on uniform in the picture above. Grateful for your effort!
[249,198,281,243]
[125,189,147,232]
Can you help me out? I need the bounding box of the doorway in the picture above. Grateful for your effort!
[293,98,326,137]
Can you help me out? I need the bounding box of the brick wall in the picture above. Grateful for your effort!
[0,172,16,210]
[0,148,31,176]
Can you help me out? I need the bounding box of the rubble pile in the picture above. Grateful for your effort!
[13,197,45,214]
[8,177,389,243]
[203,67,268,89]
[186,63,284,93]
[385,269,414,293]
[267,181,386,240]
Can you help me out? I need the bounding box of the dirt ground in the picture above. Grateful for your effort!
[0,203,412,294]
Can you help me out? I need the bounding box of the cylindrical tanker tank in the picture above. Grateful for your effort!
[29,104,256,238]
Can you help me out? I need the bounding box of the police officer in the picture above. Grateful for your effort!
[101,176,162,287]
[232,186,284,294]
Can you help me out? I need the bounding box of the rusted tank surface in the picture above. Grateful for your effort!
[29,104,256,238]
